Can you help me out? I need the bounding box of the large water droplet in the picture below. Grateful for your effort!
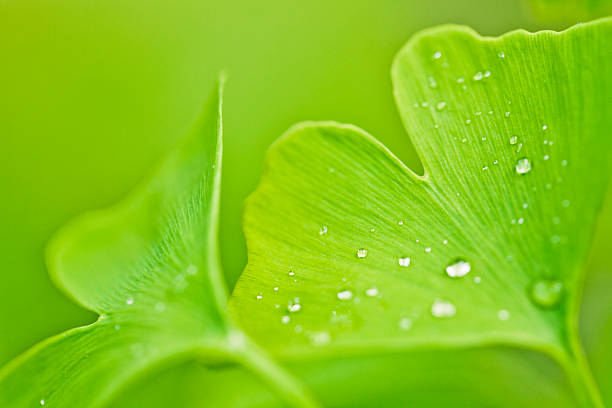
[398,256,411,267]
[337,290,354,301]
[356,248,368,258]
[530,279,563,308]
[445,259,471,278]
[431,299,456,318]
[515,158,532,174]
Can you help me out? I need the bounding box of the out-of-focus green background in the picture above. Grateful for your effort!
[1,0,610,404]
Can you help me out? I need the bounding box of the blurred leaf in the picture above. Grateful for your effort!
[230,19,612,406]
[528,0,612,24]
[112,346,577,408]
[0,80,317,408]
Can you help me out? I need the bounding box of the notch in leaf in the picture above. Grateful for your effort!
[230,18,612,407]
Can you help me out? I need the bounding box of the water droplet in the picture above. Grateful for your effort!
[428,76,437,88]
[40,400,45,406]
[509,136,518,145]
[399,317,413,331]
[398,220,404,225]
[484,70,491,77]
[436,101,447,111]
[552,216,561,224]
[482,166,489,171]
[515,158,532,174]
[288,269,295,276]
[498,51,505,58]
[505,111,510,117]
[337,290,354,301]
[497,309,510,321]
[543,155,549,161]
[433,51,442,59]
[319,225,328,235]
[114,324,121,330]
[465,119,472,125]
[126,297,134,306]
[473,71,484,81]
[398,257,411,267]
[310,331,331,346]
[365,287,379,297]
[475,111,482,116]
[542,125,548,131]
[518,218,525,225]
[517,143,523,153]
[445,259,471,278]
[561,159,568,166]
[155,302,166,312]
[356,248,368,258]
[287,298,301,312]
[281,315,290,324]
[562,199,570,208]
[273,286,279,291]
[421,101,429,108]
[186,264,198,275]
[530,279,563,308]
[456,77,465,83]
[425,247,432,253]
[473,276,482,284]
[551,235,561,244]
[443,239,448,245]
[488,110,494,115]
[431,299,456,318]
[256,294,263,300]
[522,202,528,209]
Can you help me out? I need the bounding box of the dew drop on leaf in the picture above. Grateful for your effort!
[365,287,379,297]
[445,259,471,278]
[309,331,331,346]
[433,51,442,59]
[473,71,484,81]
[515,158,532,174]
[287,298,302,312]
[399,317,413,331]
[337,290,354,301]
[509,136,518,145]
[436,101,447,111]
[530,279,564,308]
[431,299,456,318]
[398,256,411,267]
[497,309,510,320]
[126,297,134,306]
[319,225,328,235]
[356,248,368,258]
[281,315,290,324]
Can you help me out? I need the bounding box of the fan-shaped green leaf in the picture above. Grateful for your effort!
[230,18,612,406]
[0,79,317,408]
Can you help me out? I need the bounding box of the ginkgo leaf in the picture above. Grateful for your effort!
[229,18,612,406]
[0,79,318,408]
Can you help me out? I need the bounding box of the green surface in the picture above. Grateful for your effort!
[0,0,611,407]
[230,19,612,406]
[0,80,316,408]
[0,0,546,368]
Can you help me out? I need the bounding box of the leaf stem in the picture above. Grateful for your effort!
[560,334,604,408]
[230,333,321,408]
